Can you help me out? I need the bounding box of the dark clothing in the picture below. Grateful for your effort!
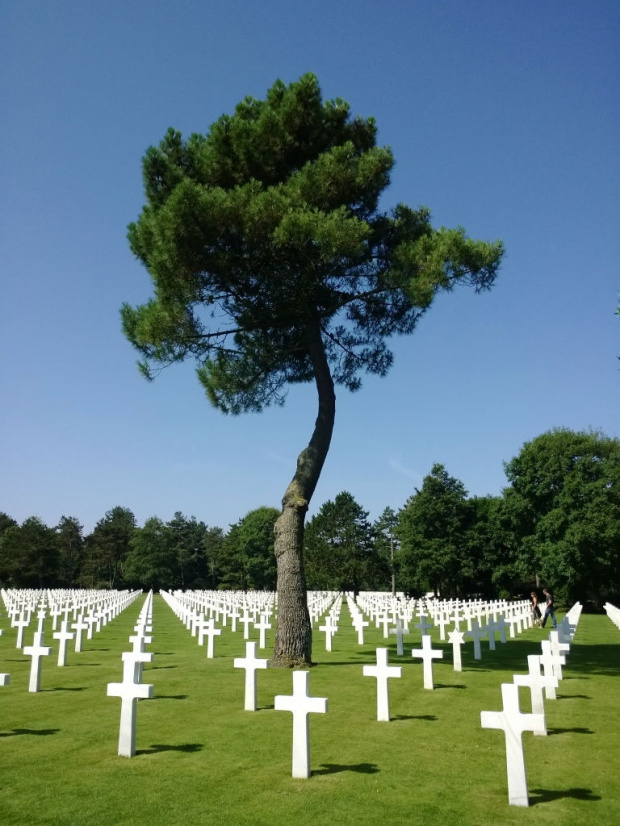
[541,591,557,628]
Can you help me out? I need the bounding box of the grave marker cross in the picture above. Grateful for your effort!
[234,641,269,711]
[274,671,328,779]
[107,658,154,757]
[411,634,443,689]
[363,647,402,721]
[480,682,545,807]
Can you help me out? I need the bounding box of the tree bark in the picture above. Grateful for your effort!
[270,324,335,667]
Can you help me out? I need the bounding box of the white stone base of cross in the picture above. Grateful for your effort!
[274,670,327,778]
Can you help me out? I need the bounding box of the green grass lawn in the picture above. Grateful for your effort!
[0,595,618,826]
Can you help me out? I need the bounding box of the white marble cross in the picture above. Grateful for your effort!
[466,620,488,660]
[539,641,565,696]
[513,654,558,735]
[411,634,443,689]
[481,682,545,806]
[389,618,407,656]
[234,641,269,710]
[274,671,328,778]
[255,614,272,649]
[239,612,253,640]
[53,620,75,667]
[448,627,466,672]
[494,615,509,644]
[202,619,222,658]
[36,609,47,633]
[72,614,89,653]
[107,657,154,757]
[548,631,570,678]
[435,612,450,641]
[353,615,369,645]
[363,647,402,721]
[13,612,30,649]
[319,617,337,652]
[415,615,434,636]
[23,630,52,692]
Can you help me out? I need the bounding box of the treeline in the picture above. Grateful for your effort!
[1,429,618,608]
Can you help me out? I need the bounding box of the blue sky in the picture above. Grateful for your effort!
[2,0,618,534]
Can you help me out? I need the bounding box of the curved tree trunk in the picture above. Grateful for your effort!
[271,325,335,667]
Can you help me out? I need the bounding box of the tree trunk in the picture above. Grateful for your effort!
[271,324,335,667]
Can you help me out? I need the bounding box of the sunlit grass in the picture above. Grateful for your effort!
[0,596,618,825]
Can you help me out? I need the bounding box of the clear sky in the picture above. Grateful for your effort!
[2,0,618,535]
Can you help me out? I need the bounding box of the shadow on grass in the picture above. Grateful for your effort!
[71,662,101,666]
[45,687,86,692]
[565,644,620,677]
[86,648,110,652]
[136,742,203,755]
[556,694,591,700]
[313,762,379,776]
[392,714,437,722]
[433,683,466,690]
[153,694,189,701]
[150,665,177,670]
[0,728,60,737]
[529,787,601,804]
[547,727,593,736]
[258,704,275,710]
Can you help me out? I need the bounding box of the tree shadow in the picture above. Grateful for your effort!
[136,742,203,755]
[0,728,60,737]
[313,762,379,776]
[529,787,601,804]
[547,727,593,736]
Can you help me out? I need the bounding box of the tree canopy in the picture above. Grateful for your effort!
[122,74,503,665]
[503,428,620,607]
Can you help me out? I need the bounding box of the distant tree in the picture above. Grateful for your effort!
[217,507,279,590]
[0,516,59,587]
[461,495,512,598]
[503,428,620,607]
[83,507,136,588]
[167,511,208,588]
[397,464,471,597]
[122,74,503,664]
[204,525,226,589]
[125,516,177,590]
[373,506,400,594]
[305,492,378,592]
[56,516,84,587]
[0,512,18,535]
